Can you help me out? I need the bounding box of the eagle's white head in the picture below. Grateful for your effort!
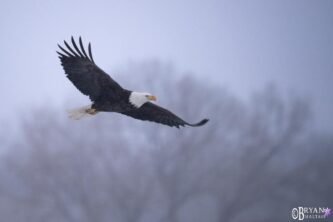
[129,92,157,108]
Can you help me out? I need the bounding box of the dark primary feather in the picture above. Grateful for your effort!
[122,102,209,128]
[57,37,122,101]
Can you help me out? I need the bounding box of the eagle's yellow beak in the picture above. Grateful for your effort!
[148,95,157,101]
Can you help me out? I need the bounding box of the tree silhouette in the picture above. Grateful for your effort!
[0,61,331,222]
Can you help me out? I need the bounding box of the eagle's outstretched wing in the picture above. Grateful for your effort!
[122,102,209,128]
[57,37,122,101]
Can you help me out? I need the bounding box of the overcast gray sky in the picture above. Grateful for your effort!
[0,0,332,131]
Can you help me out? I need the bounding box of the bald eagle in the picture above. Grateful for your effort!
[57,37,209,128]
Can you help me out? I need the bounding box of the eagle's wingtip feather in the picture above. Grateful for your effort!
[188,118,209,127]
[197,118,209,126]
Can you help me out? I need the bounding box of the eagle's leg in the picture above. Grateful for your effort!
[86,108,98,115]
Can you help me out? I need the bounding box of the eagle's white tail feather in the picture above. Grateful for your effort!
[67,105,92,120]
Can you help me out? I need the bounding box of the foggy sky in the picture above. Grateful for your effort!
[0,0,332,131]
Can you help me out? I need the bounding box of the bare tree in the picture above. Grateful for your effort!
[0,61,330,222]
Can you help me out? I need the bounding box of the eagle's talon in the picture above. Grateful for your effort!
[86,108,97,115]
